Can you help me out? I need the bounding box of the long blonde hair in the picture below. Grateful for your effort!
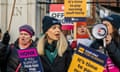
[37,32,68,57]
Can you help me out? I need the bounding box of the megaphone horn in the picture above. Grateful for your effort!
[92,24,108,39]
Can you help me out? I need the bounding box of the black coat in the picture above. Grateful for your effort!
[0,42,9,72]
[106,41,120,68]
[40,47,72,72]
[90,39,120,68]
[6,40,36,72]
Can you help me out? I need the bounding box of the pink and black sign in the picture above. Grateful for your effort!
[18,48,43,72]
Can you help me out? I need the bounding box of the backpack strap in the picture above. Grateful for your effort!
[15,63,21,72]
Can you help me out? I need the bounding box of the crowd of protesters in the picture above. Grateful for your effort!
[0,14,120,72]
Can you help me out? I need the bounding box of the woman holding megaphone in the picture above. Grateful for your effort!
[90,14,120,72]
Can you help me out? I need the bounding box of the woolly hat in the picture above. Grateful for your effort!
[19,24,35,37]
[42,16,61,33]
[102,14,120,30]
[77,22,87,27]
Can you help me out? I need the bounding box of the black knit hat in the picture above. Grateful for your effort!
[42,16,61,33]
[102,14,120,30]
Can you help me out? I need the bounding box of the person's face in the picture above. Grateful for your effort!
[19,31,32,45]
[102,20,113,45]
[46,24,61,42]
[102,20,113,34]
[77,25,87,35]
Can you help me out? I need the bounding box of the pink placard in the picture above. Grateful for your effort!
[18,48,38,58]
[104,57,120,72]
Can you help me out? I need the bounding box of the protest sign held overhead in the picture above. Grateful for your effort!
[64,0,86,17]
[49,4,64,23]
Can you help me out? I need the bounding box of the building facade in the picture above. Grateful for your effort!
[0,0,36,42]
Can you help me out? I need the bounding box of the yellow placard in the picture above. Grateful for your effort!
[68,54,104,72]
[64,0,86,17]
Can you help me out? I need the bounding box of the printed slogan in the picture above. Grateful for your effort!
[68,44,107,72]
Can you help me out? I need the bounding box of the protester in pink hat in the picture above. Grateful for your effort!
[0,24,36,72]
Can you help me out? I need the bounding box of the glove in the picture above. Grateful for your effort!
[71,40,77,49]
[90,39,103,49]
[2,31,10,45]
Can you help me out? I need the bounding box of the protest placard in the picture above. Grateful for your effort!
[68,44,108,72]
[18,48,43,72]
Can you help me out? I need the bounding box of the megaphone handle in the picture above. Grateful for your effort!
[103,38,110,72]
[103,38,107,54]
[103,38,106,48]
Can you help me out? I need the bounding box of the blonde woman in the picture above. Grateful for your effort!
[37,16,72,72]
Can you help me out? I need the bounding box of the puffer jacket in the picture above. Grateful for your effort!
[0,42,9,72]
[7,39,36,72]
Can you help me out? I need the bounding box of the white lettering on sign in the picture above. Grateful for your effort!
[50,12,64,19]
